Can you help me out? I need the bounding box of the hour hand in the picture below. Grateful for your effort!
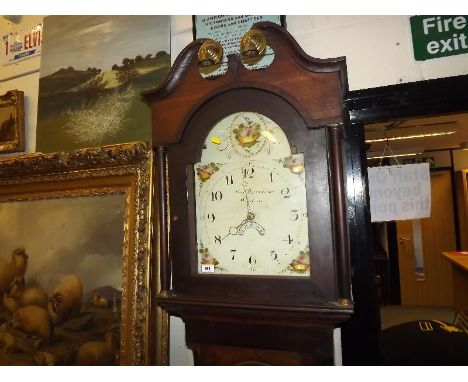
[229,224,243,235]
[238,220,265,236]
[224,215,265,238]
[250,221,265,236]
[222,219,248,239]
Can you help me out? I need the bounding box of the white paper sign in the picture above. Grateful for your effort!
[368,163,431,222]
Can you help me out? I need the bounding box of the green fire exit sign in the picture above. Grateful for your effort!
[410,16,468,61]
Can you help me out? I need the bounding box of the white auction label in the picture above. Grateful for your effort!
[200,264,215,273]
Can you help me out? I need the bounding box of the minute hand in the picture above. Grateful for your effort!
[242,182,256,221]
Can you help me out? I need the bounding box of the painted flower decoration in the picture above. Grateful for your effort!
[199,248,219,266]
[233,122,261,148]
[196,162,219,182]
[282,154,304,174]
[288,250,310,273]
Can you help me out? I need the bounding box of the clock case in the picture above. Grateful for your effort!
[143,22,353,365]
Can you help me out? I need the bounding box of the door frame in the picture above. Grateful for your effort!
[343,74,468,365]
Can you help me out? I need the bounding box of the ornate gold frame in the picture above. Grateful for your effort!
[0,90,25,153]
[0,142,168,365]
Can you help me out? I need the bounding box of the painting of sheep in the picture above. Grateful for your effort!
[0,194,125,365]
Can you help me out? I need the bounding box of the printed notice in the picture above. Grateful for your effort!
[368,163,431,222]
[194,15,282,77]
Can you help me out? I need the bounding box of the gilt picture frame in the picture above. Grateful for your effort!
[0,142,167,365]
[0,90,25,154]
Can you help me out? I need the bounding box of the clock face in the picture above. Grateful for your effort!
[194,112,310,277]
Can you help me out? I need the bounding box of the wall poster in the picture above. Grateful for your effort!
[36,16,170,153]
[193,15,284,76]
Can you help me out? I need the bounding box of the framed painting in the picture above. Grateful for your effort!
[0,90,24,154]
[0,142,167,365]
[36,16,170,153]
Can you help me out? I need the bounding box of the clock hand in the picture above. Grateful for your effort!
[222,183,259,240]
[222,219,248,240]
[237,220,250,235]
[236,220,265,236]
[241,181,255,221]
[250,221,265,236]
[240,183,264,235]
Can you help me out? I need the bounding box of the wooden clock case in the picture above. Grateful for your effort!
[143,22,353,365]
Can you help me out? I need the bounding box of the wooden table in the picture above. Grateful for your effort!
[442,251,468,312]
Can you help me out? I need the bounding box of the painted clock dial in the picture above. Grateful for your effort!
[194,112,310,277]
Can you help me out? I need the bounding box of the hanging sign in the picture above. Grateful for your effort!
[2,23,43,66]
[410,15,468,61]
[368,163,431,222]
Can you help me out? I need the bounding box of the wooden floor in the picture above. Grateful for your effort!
[380,305,456,330]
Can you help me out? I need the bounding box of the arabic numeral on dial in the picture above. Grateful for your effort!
[281,187,291,198]
[211,191,223,201]
[214,235,222,244]
[270,172,273,182]
[242,167,255,179]
[207,213,216,222]
[289,209,299,221]
[231,249,236,260]
[249,256,257,265]
[225,175,234,185]
[283,234,293,244]
[270,250,280,263]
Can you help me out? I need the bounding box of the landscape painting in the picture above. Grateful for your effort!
[36,16,170,152]
[0,194,125,365]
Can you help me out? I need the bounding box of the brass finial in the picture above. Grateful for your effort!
[198,39,223,67]
[240,29,267,65]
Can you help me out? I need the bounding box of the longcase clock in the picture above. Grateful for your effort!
[143,22,353,365]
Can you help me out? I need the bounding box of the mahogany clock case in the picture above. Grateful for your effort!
[144,22,352,312]
[143,22,354,365]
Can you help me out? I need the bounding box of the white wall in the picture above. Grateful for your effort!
[3,14,468,365]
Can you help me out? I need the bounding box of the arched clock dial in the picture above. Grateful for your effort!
[194,112,310,276]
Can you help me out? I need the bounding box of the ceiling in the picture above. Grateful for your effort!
[365,112,468,158]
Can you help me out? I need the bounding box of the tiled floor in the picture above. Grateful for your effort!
[380,305,456,330]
